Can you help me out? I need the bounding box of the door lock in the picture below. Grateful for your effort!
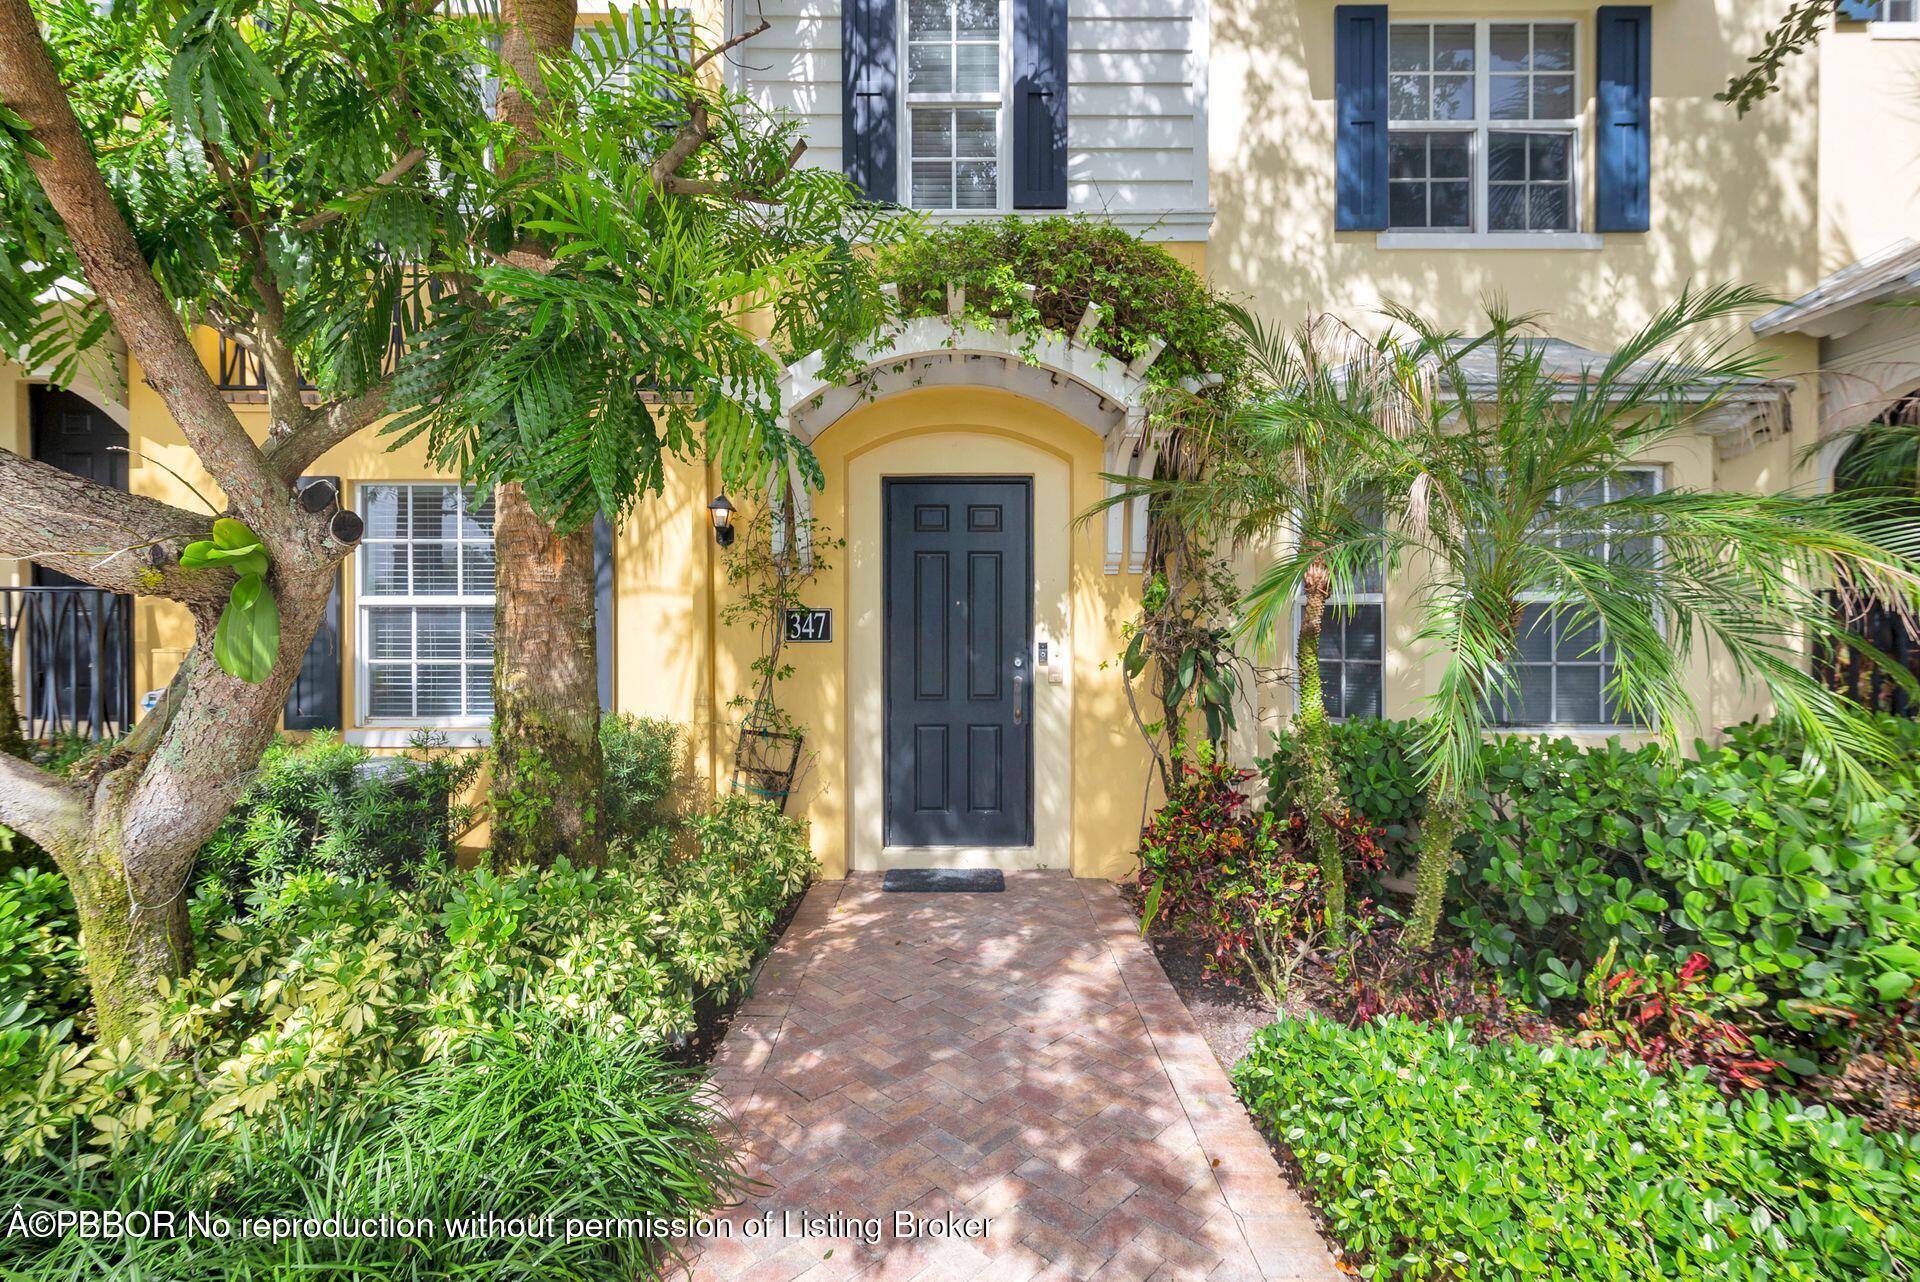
[1012,657,1026,724]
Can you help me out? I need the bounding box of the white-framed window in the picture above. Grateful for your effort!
[1387,20,1580,235]
[1317,588,1385,721]
[1493,469,1660,727]
[1296,506,1387,721]
[1869,0,1920,35]
[903,0,1006,210]
[355,483,496,725]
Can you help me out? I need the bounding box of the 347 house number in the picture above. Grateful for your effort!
[783,608,832,643]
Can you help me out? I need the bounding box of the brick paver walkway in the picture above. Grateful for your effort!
[679,872,1338,1281]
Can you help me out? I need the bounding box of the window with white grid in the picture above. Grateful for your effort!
[1876,1,1916,21]
[356,484,495,724]
[1297,503,1387,721]
[1388,21,1579,234]
[1492,469,1659,727]
[904,0,1003,210]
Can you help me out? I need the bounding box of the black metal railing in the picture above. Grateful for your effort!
[1,587,135,741]
[1816,590,1920,717]
[215,281,444,393]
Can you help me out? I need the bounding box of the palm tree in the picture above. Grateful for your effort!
[1372,287,1920,948]
[1133,307,1423,941]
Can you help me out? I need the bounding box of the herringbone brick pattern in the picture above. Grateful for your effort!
[678,872,1337,1281]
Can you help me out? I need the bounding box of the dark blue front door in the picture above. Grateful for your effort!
[883,478,1033,847]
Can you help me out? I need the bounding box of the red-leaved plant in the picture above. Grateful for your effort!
[1575,944,1780,1090]
[1132,749,1383,1001]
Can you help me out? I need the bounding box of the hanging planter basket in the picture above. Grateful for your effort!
[731,703,803,812]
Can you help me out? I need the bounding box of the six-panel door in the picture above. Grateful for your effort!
[883,478,1034,847]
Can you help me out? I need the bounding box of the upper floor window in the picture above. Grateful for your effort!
[905,0,1003,209]
[1872,1,1916,19]
[1387,21,1578,235]
[357,484,496,725]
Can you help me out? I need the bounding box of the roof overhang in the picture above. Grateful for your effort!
[1752,239,1920,340]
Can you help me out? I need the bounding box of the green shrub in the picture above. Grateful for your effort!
[879,215,1241,388]
[1454,734,1920,1043]
[1,1016,741,1280]
[1133,753,1384,1000]
[1234,1015,1920,1281]
[2,796,814,1166]
[0,865,86,1031]
[196,732,480,899]
[1262,718,1920,1051]
[600,713,682,838]
[1263,718,1426,863]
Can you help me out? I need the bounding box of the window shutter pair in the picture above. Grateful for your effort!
[1332,4,1652,233]
[842,0,1067,207]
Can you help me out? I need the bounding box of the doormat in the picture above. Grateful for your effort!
[882,868,1005,893]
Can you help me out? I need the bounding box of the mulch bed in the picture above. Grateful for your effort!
[672,883,811,1067]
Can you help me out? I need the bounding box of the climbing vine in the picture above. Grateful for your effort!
[717,501,843,738]
[880,216,1244,390]
[885,216,1253,799]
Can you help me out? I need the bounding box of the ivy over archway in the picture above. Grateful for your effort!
[878,215,1244,393]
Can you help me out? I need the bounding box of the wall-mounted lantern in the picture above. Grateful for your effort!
[707,493,736,548]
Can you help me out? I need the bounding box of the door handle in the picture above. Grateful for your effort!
[1012,660,1026,725]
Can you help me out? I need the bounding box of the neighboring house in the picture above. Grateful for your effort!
[2,1,1917,880]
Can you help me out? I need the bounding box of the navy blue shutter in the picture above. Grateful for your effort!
[1334,6,1390,231]
[594,515,614,713]
[1595,6,1652,233]
[284,477,343,731]
[842,0,898,202]
[1837,1,1881,20]
[1013,0,1068,208]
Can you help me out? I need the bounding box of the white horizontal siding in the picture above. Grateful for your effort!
[728,0,1209,225]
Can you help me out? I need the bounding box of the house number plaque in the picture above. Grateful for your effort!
[783,608,833,643]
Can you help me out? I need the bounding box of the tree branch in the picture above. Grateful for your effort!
[661,137,806,202]
[689,17,769,76]
[293,146,428,230]
[0,450,230,602]
[0,752,89,859]
[261,377,398,483]
[0,0,285,525]
[649,99,711,189]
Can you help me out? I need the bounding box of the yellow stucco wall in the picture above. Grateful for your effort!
[1817,22,1920,271]
[1210,1,1822,347]
[7,0,1909,880]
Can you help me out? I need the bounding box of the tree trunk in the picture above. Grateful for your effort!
[1404,785,1466,951]
[0,0,373,1043]
[487,0,605,869]
[0,630,26,759]
[1294,561,1348,942]
[62,821,192,1043]
[491,483,604,865]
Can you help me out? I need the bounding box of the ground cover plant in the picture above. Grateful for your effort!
[196,731,481,896]
[1235,1015,1920,1281]
[1258,715,1920,1089]
[0,723,815,1279]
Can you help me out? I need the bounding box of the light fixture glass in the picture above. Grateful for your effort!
[707,493,736,547]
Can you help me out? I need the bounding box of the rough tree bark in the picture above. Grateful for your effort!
[488,0,606,868]
[0,629,25,760]
[1292,559,1348,942]
[0,0,391,1042]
